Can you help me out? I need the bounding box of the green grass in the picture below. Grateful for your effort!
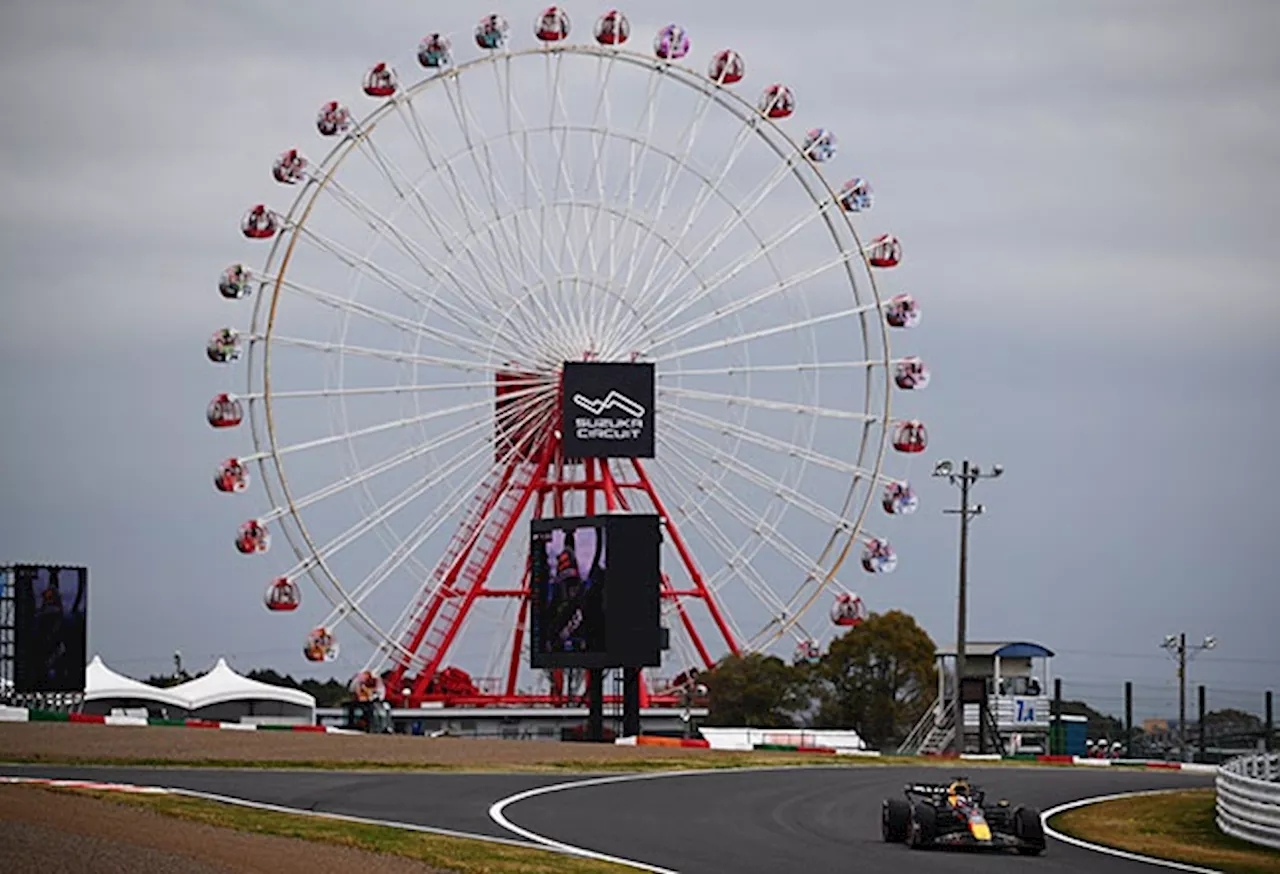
[1051,789,1280,874]
[53,787,636,874]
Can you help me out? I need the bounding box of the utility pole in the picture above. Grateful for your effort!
[1162,632,1216,762]
[933,458,1003,755]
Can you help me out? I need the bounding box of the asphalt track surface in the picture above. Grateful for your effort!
[2,763,1214,873]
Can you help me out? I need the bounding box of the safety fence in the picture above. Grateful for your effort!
[1217,752,1280,851]
[0,704,355,733]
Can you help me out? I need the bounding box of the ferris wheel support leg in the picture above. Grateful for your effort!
[408,442,556,702]
[631,458,742,659]
[505,586,530,698]
[607,470,713,671]
[387,461,520,698]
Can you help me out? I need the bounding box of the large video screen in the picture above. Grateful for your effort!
[13,565,88,693]
[529,514,663,669]
[530,521,608,661]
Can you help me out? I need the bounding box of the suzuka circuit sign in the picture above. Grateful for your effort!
[561,362,655,458]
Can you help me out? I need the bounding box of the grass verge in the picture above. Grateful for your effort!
[1050,789,1280,874]
[55,786,636,874]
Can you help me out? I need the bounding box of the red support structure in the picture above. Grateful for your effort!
[382,384,739,708]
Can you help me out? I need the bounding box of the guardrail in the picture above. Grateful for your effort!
[1216,752,1280,851]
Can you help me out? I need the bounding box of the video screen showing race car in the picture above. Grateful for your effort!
[530,521,607,661]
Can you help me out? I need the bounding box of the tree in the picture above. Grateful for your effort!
[702,652,808,727]
[810,610,937,747]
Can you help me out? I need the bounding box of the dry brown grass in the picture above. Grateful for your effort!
[1051,789,1280,874]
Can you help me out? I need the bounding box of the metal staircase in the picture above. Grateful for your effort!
[898,697,955,755]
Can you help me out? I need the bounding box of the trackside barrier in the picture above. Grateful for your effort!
[697,727,868,753]
[0,705,355,734]
[1217,752,1280,851]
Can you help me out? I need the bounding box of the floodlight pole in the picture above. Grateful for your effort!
[1162,632,1216,761]
[936,458,1003,755]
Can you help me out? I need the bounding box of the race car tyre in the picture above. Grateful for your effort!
[882,798,912,843]
[908,802,938,850]
[1013,805,1047,856]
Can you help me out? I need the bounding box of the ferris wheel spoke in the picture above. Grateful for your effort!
[545,54,586,284]
[573,54,619,297]
[651,303,872,365]
[656,436,837,605]
[641,249,866,356]
[630,107,762,313]
[626,80,724,327]
[243,376,521,402]
[659,402,880,482]
[320,446,507,642]
[491,62,593,346]
[269,382,554,459]
[651,454,800,635]
[280,402,554,586]
[317,177,521,338]
[396,99,569,347]
[628,204,844,359]
[268,335,491,373]
[608,63,669,305]
[262,410,494,523]
[289,220,526,355]
[654,360,879,378]
[658,384,878,423]
[442,75,553,305]
[649,461,794,621]
[662,418,861,540]
[270,257,521,364]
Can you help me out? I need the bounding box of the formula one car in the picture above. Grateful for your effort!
[881,778,1046,855]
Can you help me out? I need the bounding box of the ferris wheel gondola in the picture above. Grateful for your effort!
[206,7,929,706]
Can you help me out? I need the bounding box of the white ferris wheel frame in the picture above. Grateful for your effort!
[232,41,899,669]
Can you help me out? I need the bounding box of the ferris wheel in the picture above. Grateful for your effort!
[206,6,929,705]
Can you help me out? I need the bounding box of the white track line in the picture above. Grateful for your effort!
[1,774,578,857]
[1041,789,1222,873]
[488,766,868,874]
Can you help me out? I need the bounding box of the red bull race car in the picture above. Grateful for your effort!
[881,778,1047,855]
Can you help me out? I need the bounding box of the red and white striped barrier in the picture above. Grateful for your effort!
[0,775,170,794]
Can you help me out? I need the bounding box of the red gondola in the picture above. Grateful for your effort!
[759,83,795,119]
[362,62,397,98]
[264,577,300,612]
[861,538,898,574]
[207,393,243,429]
[206,328,241,364]
[475,14,509,50]
[882,481,919,515]
[304,627,339,662]
[654,24,690,60]
[316,101,352,137]
[535,6,571,41]
[235,519,270,555]
[892,420,928,454]
[894,356,930,390]
[418,33,451,68]
[866,234,902,268]
[272,149,307,185]
[709,49,745,85]
[838,177,873,213]
[214,457,249,494]
[794,639,821,664]
[240,204,277,240]
[885,294,921,329]
[831,592,868,627]
[218,264,252,300]
[802,128,838,163]
[349,670,386,702]
[594,10,630,45]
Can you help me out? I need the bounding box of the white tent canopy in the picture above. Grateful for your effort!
[85,655,189,711]
[169,658,315,711]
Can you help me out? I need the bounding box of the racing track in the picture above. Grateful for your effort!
[0,763,1214,873]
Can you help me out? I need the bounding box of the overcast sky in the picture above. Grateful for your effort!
[1,0,1277,719]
